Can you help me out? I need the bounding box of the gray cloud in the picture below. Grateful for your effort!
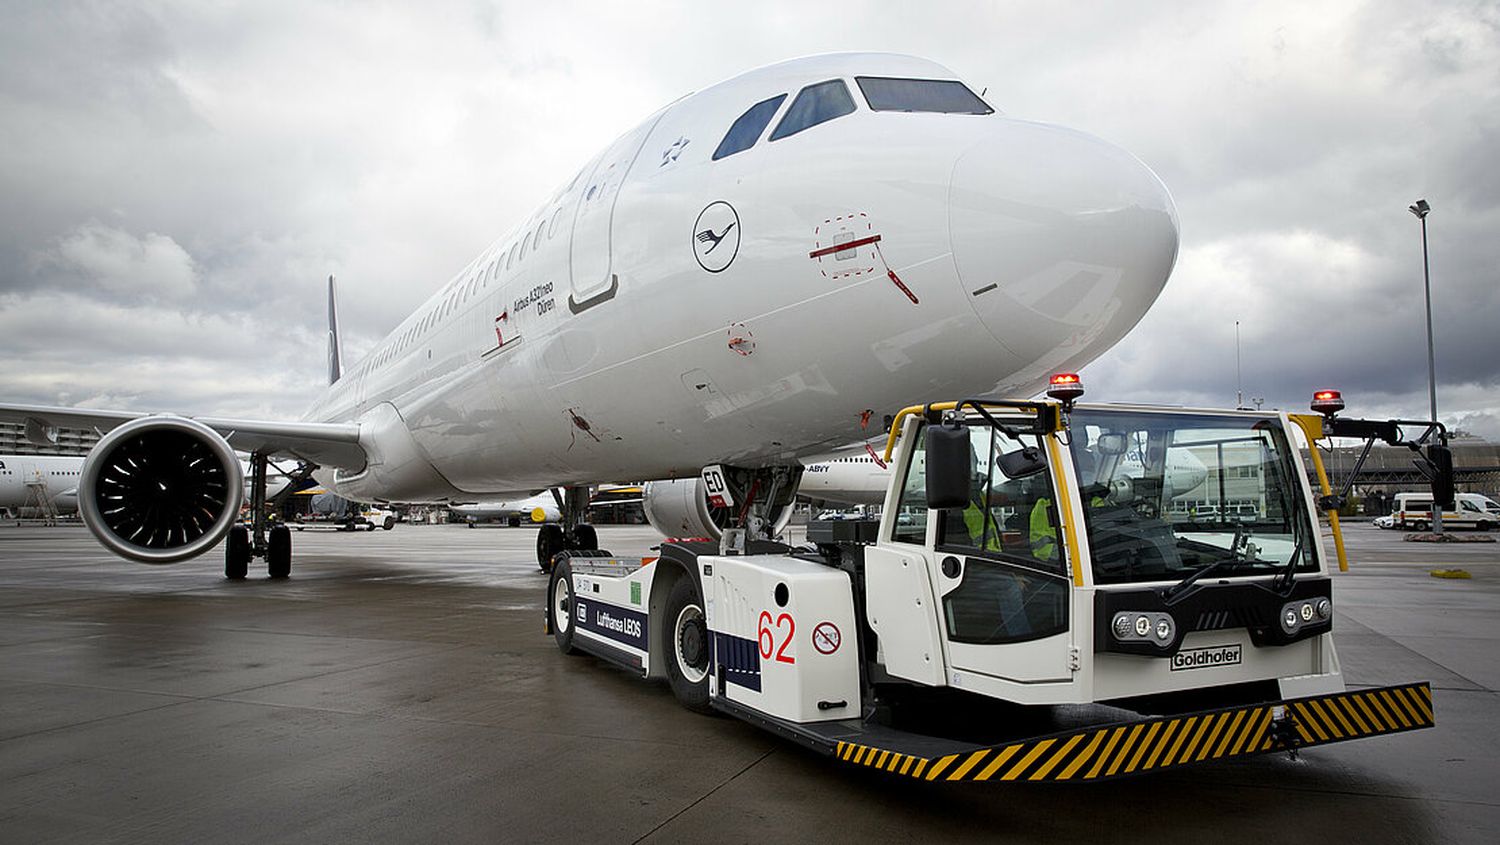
[1,0,1497,439]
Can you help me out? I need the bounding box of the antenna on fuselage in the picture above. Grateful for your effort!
[327,274,344,385]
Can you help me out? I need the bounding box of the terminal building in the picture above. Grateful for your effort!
[0,421,99,456]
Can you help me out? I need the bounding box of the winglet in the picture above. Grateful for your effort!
[327,274,344,385]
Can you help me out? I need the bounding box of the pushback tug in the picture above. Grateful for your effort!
[544,376,1435,782]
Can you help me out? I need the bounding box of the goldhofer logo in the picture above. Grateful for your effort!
[1170,644,1243,671]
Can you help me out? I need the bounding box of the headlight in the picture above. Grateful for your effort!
[1280,597,1332,635]
[1113,611,1176,645]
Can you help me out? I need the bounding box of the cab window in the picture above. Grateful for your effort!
[769,80,856,141]
[936,421,1068,645]
[890,430,928,544]
[713,94,787,160]
[855,76,993,114]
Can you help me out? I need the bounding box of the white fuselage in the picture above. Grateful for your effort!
[800,452,892,506]
[305,53,1178,504]
[0,455,84,513]
[451,493,562,524]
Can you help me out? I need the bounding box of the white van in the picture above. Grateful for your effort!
[1392,492,1500,530]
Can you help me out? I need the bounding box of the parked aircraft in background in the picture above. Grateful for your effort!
[452,493,563,526]
[0,455,84,515]
[0,52,1178,578]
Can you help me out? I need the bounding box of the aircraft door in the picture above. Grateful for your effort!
[567,115,663,310]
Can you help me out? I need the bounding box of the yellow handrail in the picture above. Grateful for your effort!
[1289,413,1349,573]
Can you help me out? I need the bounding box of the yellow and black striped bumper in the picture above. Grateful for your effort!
[834,682,1432,782]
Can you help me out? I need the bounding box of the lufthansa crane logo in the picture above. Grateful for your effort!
[692,201,740,273]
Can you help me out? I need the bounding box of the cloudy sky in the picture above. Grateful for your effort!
[2,1,1497,438]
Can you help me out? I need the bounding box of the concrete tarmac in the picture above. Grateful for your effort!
[0,521,1496,843]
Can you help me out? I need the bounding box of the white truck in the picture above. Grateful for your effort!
[1391,491,1500,531]
[544,382,1433,782]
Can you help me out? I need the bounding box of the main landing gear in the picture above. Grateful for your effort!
[226,451,297,580]
[536,486,601,572]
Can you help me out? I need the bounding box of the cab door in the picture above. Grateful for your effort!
[931,426,1075,684]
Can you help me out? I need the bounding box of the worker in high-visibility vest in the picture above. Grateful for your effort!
[963,490,1004,552]
[1030,496,1057,561]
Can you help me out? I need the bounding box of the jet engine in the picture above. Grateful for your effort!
[641,477,795,540]
[78,416,244,564]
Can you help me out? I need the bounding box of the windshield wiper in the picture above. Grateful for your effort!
[1162,524,1251,601]
[1272,535,1306,593]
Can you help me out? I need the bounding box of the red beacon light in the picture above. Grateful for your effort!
[1047,372,1085,410]
[1311,389,1345,417]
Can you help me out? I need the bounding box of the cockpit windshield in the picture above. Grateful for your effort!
[855,77,993,114]
[1067,410,1317,585]
[769,79,856,141]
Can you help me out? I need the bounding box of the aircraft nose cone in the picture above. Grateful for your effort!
[949,121,1179,391]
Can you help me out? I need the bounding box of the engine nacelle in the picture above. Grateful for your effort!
[641,477,794,540]
[78,416,244,564]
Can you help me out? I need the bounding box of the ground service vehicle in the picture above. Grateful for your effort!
[1392,492,1498,531]
[545,380,1433,782]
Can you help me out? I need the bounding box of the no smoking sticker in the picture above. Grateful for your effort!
[812,621,841,655]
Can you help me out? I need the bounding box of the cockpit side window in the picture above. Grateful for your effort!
[712,93,787,160]
[769,79,856,141]
[855,76,994,114]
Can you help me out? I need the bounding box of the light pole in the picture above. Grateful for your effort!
[1409,198,1441,534]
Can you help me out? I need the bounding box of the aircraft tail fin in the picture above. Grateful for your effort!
[327,274,344,385]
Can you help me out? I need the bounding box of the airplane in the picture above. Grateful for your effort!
[451,493,564,526]
[0,52,1179,579]
[0,454,84,515]
[0,454,296,518]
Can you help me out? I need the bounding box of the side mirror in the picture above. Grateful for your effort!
[998,447,1048,480]
[1096,432,1127,456]
[1429,444,1455,510]
[925,423,971,510]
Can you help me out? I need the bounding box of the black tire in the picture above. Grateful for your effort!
[1413,520,1429,531]
[664,575,712,714]
[537,524,566,572]
[549,559,581,655]
[383,517,395,530]
[225,526,250,580]
[267,525,292,579]
[571,523,599,552]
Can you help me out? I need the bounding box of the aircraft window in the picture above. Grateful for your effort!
[486,260,496,285]
[518,232,528,262]
[769,80,855,141]
[713,93,788,160]
[548,207,564,239]
[505,245,515,271]
[534,223,545,251]
[855,77,993,114]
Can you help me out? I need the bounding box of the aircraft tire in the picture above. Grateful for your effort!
[537,524,566,572]
[571,523,598,552]
[268,525,292,579]
[664,575,712,714]
[549,559,580,655]
[225,526,250,580]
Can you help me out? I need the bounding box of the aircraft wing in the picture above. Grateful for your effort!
[0,403,366,470]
